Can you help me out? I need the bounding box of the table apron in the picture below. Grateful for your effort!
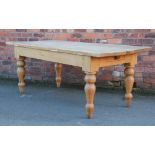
[15,47,137,73]
[91,54,137,70]
[15,46,91,70]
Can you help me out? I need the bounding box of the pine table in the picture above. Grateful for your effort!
[7,40,151,118]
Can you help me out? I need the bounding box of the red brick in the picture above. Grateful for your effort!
[40,29,48,32]
[2,60,11,65]
[149,73,155,78]
[17,38,27,41]
[7,38,18,41]
[145,32,155,38]
[100,33,113,39]
[144,67,155,73]
[16,29,27,32]
[128,33,144,38]
[136,81,144,88]
[113,33,128,38]
[151,46,155,51]
[48,29,63,33]
[0,31,9,36]
[149,51,155,55]
[0,29,15,32]
[72,33,82,38]
[80,39,93,43]
[135,77,143,81]
[112,29,122,33]
[113,77,122,82]
[94,29,104,32]
[0,42,6,46]
[67,38,80,42]
[102,74,112,80]
[28,38,39,41]
[135,72,143,78]
[27,29,40,32]
[142,72,150,78]
[9,32,22,37]
[139,51,149,56]
[144,78,155,84]
[114,65,124,72]
[44,33,54,40]
[128,29,150,33]
[141,83,152,88]
[136,62,152,68]
[5,45,14,51]
[0,47,5,51]
[74,29,87,32]
[135,67,145,72]
[151,62,155,67]
[86,29,94,33]
[103,29,113,33]
[0,65,10,72]
[21,33,32,37]
[33,33,45,37]
[52,33,71,40]
[142,39,154,45]
[53,29,62,33]
[143,56,155,61]
[108,38,122,44]
[61,29,67,33]
[122,39,143,45]
[66,29,74,33]
[83,33,97,39]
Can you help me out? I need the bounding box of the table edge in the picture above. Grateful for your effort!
[7,41,152,57]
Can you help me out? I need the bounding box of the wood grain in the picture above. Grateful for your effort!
[124,63,135,107]
[17,56,26,94]
[84,72,96,118]
[55,63,62,88]
[7,40,151,57]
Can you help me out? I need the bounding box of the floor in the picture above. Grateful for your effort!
[0,79,155,126]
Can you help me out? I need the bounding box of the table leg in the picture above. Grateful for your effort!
[55,63,62,88]
[17,56,26,94]
[124,63,135,107]
[84,72,96,118]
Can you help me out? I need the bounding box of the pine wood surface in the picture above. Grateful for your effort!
[7,40,151,57]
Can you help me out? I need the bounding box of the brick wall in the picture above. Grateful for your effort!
[0,29,155,88]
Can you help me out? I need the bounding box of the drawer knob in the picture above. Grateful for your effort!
[114,56,121,60]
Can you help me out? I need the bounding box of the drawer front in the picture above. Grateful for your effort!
[92,54,137,68]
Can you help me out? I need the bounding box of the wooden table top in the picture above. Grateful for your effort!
[7,40,151,57]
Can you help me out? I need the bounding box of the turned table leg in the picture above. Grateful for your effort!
[124,63,135,107]
[84,72,96,118]
[17,56,26,94]
[55,63,62,88]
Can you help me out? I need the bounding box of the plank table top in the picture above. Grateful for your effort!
[7,40,151,57]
